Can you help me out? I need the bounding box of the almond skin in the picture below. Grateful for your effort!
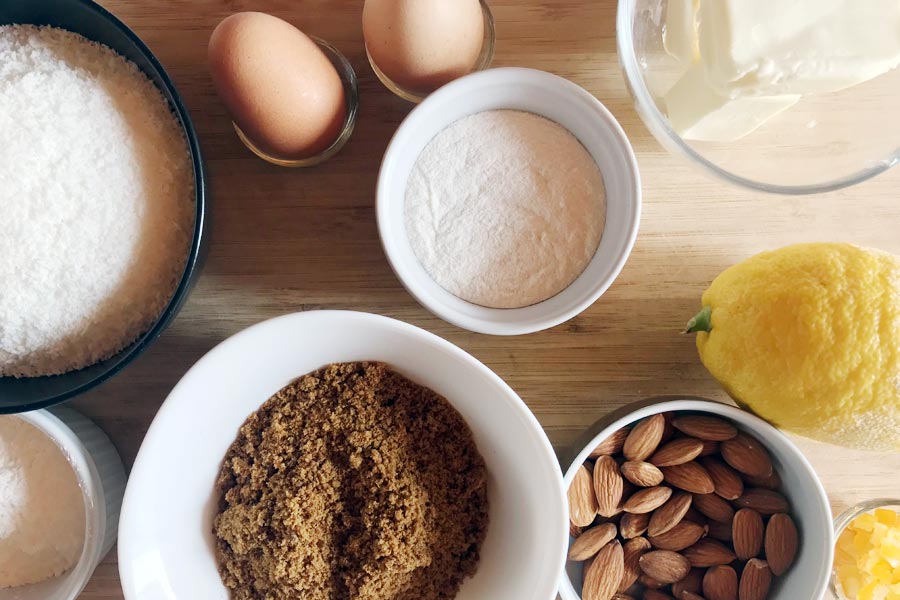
[648,491,693,536]
[733,488,790,515]
[732,508,764,560]
[649,438,704,467]
[590,427,632,458]
[619,536,651,592]
[624,486,673,514]
[648,520,707,551]
[583,540,624,600]
[707,518,734,543]
[682,539,737,567]
[643,590,675,600]
[671,415,738,441]
[672,568,705,597]
[739,558,772,600]
[570,521,584,538]
[703,565,738,600]
[681,593,705,600]
[698,439,720,457]
[662,462,715,494]
[700,456,744,500]
[639,550,691,584]
[595,455,625,518]
[620,512,651,539]
[720,433,773,478]
[569,464,599,527]
[765,513,799,576]
[622,460,665,487]
[623,414,666,461]
[569,522,619,561]
[742,468,782,490]
[693,493,736,523]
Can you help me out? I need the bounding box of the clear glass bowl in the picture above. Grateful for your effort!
[616,0,900,194]
[830,499,900,600]
[234,37,358,168]
[366,0,496,103]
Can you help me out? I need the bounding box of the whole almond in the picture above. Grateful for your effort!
[733,488,789,514]
[569,464,599,527]
[707,518,734,543]
[671,415,738,441]
[742,468,782,490]
[624,414,666,461]
[672,568,704,597]
[622,461,665,487]
[643,590,675,600]
[649,438,704,467]
[765,513,798,575]
[703,565,738,600]
[590,427,632,458]
[648,491,693,536]
[682,506,708,526]
[583,540,624,600]
[739,559,772,600]
[620,537,652,592]
[662,462,715,494]
[624,486,673,514]
[639,550,691,584]
[571,521,584,538]
[693,493,735,523]
[682,539,737,567]
[700,457,744,500]
[732,508,764,560]
[698,439,720,457]
[720,433,773,478]
[640,574,667,589]
[595,456,625,518]
[648,520,707,551]
[569,522,619,561]
[681,593,705,600]
[620,512,651,539]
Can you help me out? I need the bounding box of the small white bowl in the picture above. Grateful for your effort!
[118,311,568,600]
[0,406,126,600]
[376,67,641,335]
[559,398,833,600]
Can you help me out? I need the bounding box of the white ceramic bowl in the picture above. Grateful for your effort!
[377,67,641,335]
[0,407,126,600]
[118,311,568,600]
[559,398,834,600]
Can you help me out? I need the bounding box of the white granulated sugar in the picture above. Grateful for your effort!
[0,416,86,587]
[404,110,606,309]
[0,25,194,377]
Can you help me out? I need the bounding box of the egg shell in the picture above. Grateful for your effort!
[208,12,347,158]
[363,0,484,93]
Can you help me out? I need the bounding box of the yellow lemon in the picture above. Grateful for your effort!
[687,243,900,451]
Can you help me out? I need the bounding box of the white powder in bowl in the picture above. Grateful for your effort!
[0,416,86,588]
[0,25,194,377]
[404,110,606,309]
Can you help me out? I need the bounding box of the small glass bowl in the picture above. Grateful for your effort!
[830,499,900,600]
[366,0,496,103]
[234,37,359,168]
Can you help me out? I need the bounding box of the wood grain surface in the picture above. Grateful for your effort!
[71,0,900,597]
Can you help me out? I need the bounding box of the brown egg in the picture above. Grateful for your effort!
[208,12,347,159]
[363,0,484,93]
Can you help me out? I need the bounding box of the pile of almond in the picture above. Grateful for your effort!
[567,413,799,600]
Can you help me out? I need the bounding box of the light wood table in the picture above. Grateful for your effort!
[76,0,900,597]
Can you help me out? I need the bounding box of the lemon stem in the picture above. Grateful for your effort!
[685,306,712,334]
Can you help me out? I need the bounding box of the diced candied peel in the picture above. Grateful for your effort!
[835,508,900,600]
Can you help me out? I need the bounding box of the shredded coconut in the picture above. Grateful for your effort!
[404,109,606,309]
[0,25,194,377]
[0,416,86,588]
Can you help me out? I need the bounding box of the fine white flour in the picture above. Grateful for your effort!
[404,110,606,308]
[0,26,194,377]
[0,417,86,588]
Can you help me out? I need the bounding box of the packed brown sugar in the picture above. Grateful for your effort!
[213,361,489,600]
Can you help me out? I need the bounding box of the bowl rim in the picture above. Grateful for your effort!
[558,397,835,600]
[0,0,207,414]
[376,66,642,335]
[615,0,900,195]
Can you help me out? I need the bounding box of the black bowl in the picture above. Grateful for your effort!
[0,0,208,413]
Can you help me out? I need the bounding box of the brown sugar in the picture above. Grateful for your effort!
[213,362,489,600]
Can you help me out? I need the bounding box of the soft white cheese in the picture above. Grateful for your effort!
[665,63,800,141]
[663,0,699,65]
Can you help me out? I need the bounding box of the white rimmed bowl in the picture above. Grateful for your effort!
[376,67,641,336]
[118,311,568,600]
[559,398,833,600]
[0,407,126,600]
